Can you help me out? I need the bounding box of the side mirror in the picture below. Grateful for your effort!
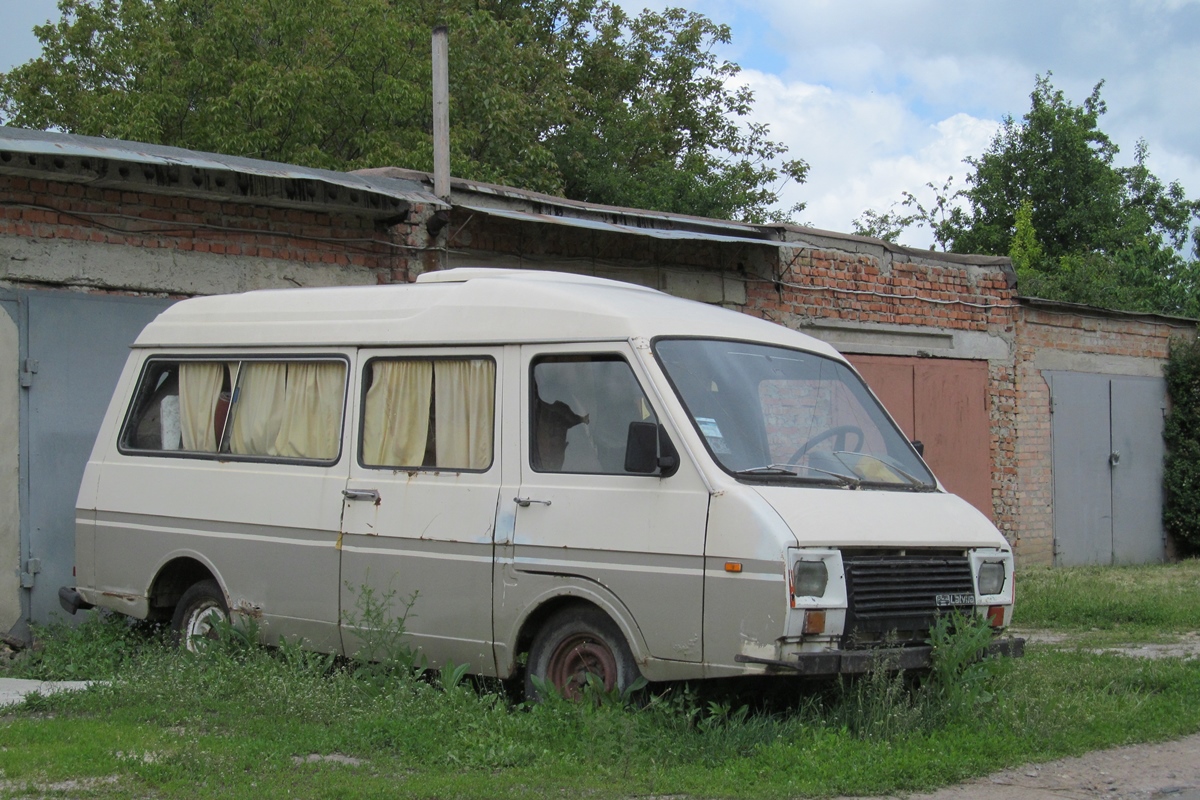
[625,421,659,473]
[911,440,925,457]
[625,421,680,476]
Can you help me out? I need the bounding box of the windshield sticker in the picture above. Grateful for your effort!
[696,417,732,454]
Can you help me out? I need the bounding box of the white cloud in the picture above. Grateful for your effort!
[739,71,998,247]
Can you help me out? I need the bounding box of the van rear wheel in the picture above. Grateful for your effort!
[171,580,228,652]
[525,606,640,701]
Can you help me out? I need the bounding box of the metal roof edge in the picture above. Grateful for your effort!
[455,203,786,247]
[1018,295,1200,326]
[353,165,780,242]
[0,127,446,213]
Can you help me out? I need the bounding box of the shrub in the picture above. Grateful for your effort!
[1164,335,1200,554]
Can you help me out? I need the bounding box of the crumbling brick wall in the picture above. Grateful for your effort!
[0,174,430,295]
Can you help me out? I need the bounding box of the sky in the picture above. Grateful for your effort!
[3,0,1199,248]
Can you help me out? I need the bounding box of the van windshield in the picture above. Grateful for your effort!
[654,339,935,489]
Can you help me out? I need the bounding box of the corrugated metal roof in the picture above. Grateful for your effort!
[458,203,784,247]
[0,127,445,210]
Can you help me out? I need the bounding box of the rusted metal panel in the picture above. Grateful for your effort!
[914,360,992,519]
[848,357,915,438]
[849,355,992,520]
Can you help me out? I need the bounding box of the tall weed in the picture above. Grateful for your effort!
[341,583,426,685]
[5,610,157,681]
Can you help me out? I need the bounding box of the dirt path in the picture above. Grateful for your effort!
[835,731,1200,799]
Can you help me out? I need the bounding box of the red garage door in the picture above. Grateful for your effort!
[847,356,993,520]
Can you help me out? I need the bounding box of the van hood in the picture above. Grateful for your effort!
[753,486,1009,551]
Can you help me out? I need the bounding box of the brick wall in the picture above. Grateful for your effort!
[743,247,1014,333]
[0,174,429,293]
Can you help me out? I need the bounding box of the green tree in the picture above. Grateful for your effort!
[857,75,1200,316]
[1,0,804,222]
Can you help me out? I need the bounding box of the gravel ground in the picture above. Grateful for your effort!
[835,732,1200,800]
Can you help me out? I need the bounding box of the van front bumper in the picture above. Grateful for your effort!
[734,637,1025,675]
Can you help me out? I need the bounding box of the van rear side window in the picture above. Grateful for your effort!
[359,357,495,471]
[119,358,348,462]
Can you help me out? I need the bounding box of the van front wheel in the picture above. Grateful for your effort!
[171,580,228,652]
[525,607,640,701]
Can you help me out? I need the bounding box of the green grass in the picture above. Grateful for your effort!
[1013,558,1200,634]
[1,564,1198,799]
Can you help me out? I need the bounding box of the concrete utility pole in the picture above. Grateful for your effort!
[432,25,451,201]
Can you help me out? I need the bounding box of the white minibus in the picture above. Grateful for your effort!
[61,268,1020,697]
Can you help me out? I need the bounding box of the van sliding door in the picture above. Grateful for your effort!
[340,348,503,673]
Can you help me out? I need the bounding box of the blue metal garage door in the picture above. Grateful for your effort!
[1049,371,1167,566]
[19,290,175,629]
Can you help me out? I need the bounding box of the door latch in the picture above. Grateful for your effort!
[1109,451,1121,467]
[513,497,551,507]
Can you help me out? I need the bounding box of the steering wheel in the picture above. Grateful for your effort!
[789,425,865,463]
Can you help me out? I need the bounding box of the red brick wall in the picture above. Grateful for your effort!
[742,248,1014,332]
[0,175,424,287]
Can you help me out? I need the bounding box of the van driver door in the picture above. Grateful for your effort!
[495,342,709,668]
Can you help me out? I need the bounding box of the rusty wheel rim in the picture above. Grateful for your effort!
[183,601,225,653]
[546,633,617,699]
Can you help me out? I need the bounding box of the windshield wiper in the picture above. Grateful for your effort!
[735,464,859,487]
[832,452,936,490]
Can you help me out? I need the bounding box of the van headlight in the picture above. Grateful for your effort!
[792,560,828,597]
[977,561,1005,595]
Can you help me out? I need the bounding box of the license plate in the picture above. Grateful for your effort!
[935,593,974,607]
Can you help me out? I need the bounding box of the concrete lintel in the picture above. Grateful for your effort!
[1,236,377,296]
[799,319,1011,361]
[1031,349,1168,378]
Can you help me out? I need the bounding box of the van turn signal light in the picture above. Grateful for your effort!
[724,562,743,573]
[986,605,1005,628]
[803,610,826,635]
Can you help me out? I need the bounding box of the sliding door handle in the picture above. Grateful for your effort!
[343,488,381,504]
[514,497,551,507]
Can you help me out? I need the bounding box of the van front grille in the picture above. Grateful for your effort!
[842,553,975,646]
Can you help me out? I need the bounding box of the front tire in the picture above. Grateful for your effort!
[525,606,640,701]
[171,579,228,652]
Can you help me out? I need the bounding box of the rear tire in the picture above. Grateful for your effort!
[525,606,640,702]
[171,579,228,652]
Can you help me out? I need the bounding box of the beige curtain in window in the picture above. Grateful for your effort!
[229,362,287,456]
[362,360,432,467]
[273,362,346,459]
[179,362,225,453]
[435,359,495,470]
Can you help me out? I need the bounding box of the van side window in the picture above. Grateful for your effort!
[360,357,495,471]
[120,359,347,462]
[531,355,657,474]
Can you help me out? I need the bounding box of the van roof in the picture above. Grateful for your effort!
[133,268,841,357]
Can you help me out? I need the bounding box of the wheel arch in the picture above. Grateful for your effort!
[500,580,649,679]
[147,553,224,622]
